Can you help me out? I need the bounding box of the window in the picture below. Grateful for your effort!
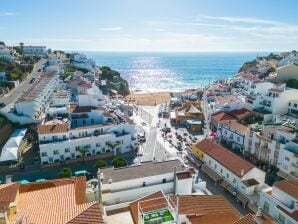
[162,178,166,183]
[209,160,211,165]
[41,152,47,157]
[288,102,291,106]
[285,156,290,161]
[75,146,80,151]
[96,143,100,147]
[237,136,240,142]
[278,214,285,224]
[63,135,66,140]
[143,182,146,187]
[214,164,217,169]
[53,150,59,155]
[220,168,223,174]
[226,173,229,178]
[86,144,91,149]
[263,201,270,213]
[294,103,298,108]
[91,119,94,124]
[65,148,70,153]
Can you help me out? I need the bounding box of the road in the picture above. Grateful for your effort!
[0,58,47,109]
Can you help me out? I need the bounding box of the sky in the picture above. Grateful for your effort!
[1,0,298,52]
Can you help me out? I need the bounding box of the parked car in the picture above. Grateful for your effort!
[0,102,6,108]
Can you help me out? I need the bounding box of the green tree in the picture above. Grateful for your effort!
[78,146,88,158]
[112,156,128,168]
[93,160,107,171]
[106,142,121,156]
[58,167,72,178]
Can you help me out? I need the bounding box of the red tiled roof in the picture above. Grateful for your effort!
[211,112,236,123]
[195,138,254,177]
[67,202,104,224]
[274,180,298,200]
[222,121,248,135]
[233,214,254,224]
[176,171,192,180]
[129,191,167,224]
[37,123,69,135]
[11,177,104,224]
[277,205,298,221]
[0,182,20,213]
[268,88,283,93]
[229,108,253,120]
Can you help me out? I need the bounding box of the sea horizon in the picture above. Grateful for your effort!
[82,51,271,93]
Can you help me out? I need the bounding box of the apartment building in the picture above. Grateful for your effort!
[23,45,47,56]
[94,160,194,205]
[15,70,59,120]
[217,121,249,153]
[191,138,266,208]
[288,100,298,119]
[244,122,297,169]
[260,180,298,224]
[77,82,105,107]
[249,84,298,118]
[37,105,136,165]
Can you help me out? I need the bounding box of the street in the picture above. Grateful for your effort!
[0,58,47,110]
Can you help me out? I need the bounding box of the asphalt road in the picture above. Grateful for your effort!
[0,58,47,108]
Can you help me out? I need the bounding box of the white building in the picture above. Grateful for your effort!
[94,160,194,205]
[71,53,96,71]
[217,121,248,153]
[278,51,298,67]
[37,105,136,165]
[77,82,105,107]
[250,83,298,118]
[23,46,47,56]
[49,89,71,107]
[15,71,59,120]
[288,100,298,119]
[244,122,297,169]
[192,138,266,209]
[0,128,27,164]
[259,180,298,224]
[0,45,14,62]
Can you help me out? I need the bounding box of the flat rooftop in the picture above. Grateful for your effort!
[100,159,185,184]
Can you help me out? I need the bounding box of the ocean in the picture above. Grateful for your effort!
[84,52,267,92]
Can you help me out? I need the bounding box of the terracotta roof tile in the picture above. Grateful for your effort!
[10,177,104,224]
[0,182,20,213]
[274,180,298,200]
[189,211,240,224]
[229,108,253,120]
[129,191,166,224]
[37,123,69,135]
[194,138,254,177]
[176,171,192,180]
[211,112,236,123]
[268,88,283,93]
[233,213,254,224]
[222,121,248,135]
[67,202,104,224]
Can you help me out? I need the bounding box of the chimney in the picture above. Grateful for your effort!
[241,169,244,176]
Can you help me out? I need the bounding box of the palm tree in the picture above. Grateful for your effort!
[78,146,88,162]
[106,142,121,156]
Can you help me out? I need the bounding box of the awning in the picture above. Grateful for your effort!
[201,164,222,182]
[221,180,234,194]
[237,192,250,206]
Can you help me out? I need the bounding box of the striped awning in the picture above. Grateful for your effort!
[201,164,222,182]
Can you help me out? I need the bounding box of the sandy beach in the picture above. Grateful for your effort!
[124,92,171,106]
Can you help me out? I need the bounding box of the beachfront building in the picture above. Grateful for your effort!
[259,180,298,224]
[248,83,298,120]
[217,121,249,153]
[0,45,15,62]
[37,105,136,165]
[244,121,297,170]
[23,46,47,56]
[0,177,105,224]
[94,160,195,205]
[128,190,240,224]
[191,138,266,209]
[14,70,60,120]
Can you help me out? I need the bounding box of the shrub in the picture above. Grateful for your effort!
[112,156,128,168]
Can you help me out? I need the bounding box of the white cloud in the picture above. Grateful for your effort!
[100,26,123,31]
[198,15,282,25]
[0,12,17,16]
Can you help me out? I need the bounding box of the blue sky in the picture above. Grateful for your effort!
[1,0,298,51]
